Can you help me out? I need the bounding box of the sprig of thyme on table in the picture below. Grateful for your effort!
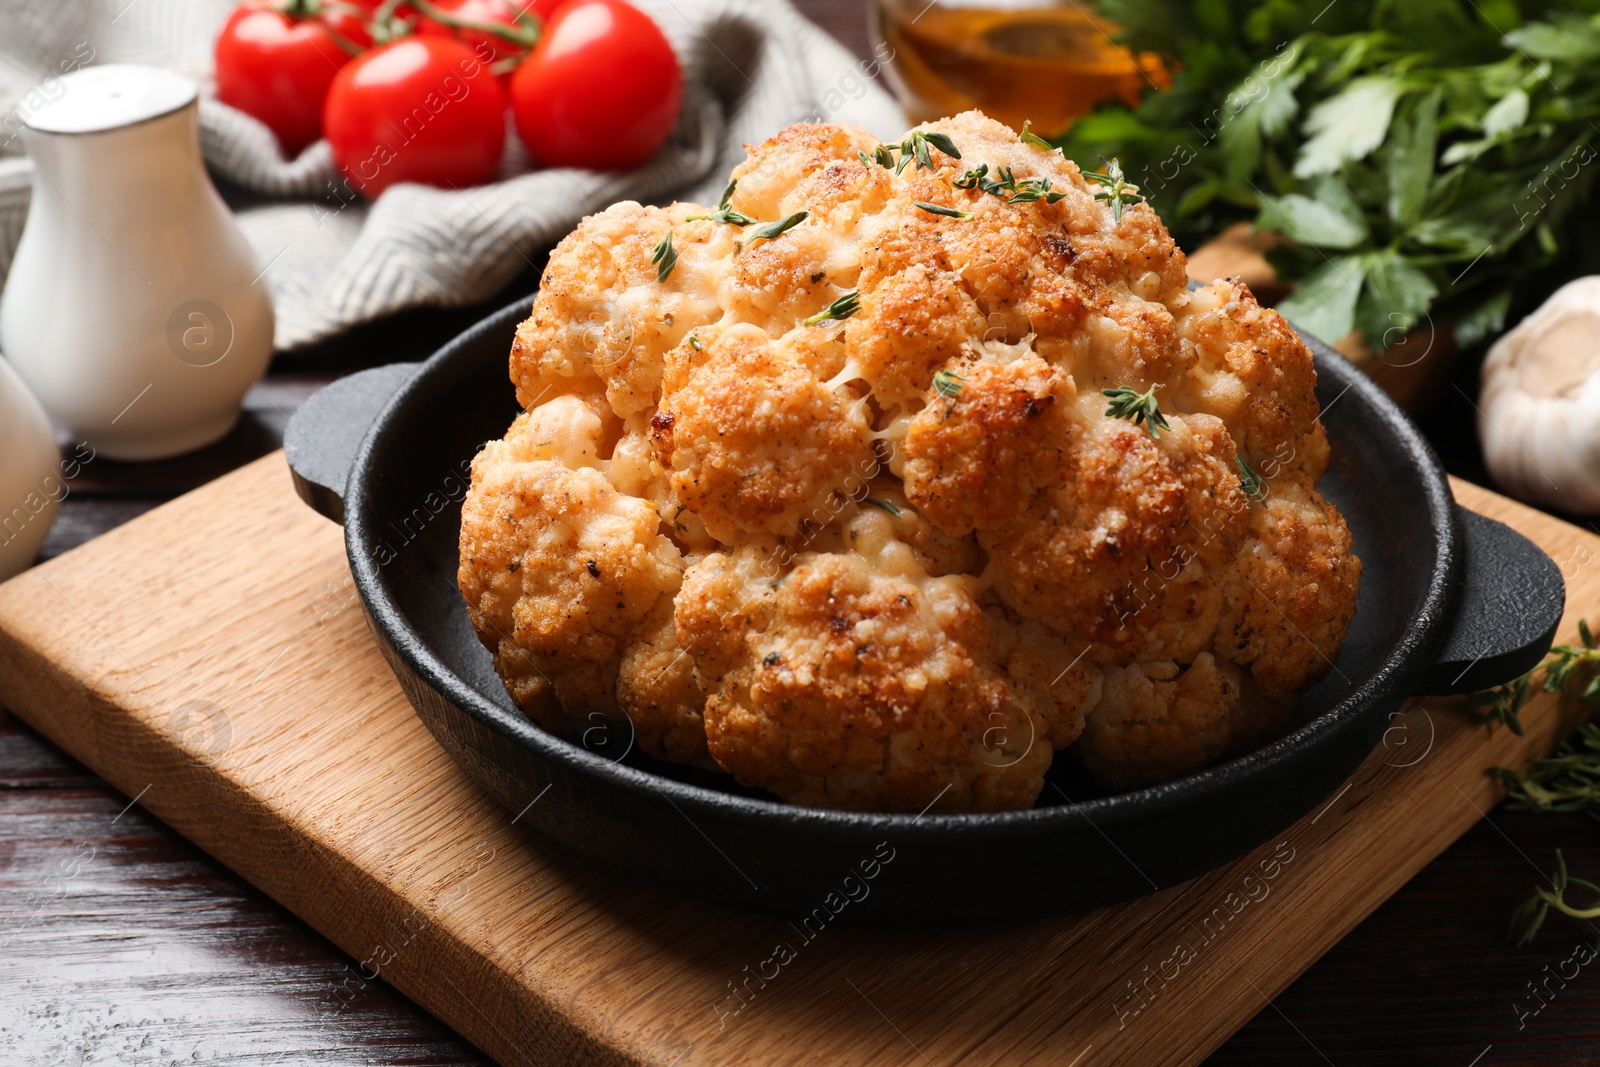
[1470,623,1600,736]
[1509,849,1600,948]
[1474,619,1600,945]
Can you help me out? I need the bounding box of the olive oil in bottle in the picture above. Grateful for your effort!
[871,0,1168,136]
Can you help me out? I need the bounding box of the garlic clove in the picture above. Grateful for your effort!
[1479,277,1600,514]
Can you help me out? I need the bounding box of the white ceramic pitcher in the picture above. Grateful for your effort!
[0,64,274,460]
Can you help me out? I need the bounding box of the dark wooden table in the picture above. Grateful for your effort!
[6,5,1600,1064]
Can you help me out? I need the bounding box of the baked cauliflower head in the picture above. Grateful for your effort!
[458,112,1361,812]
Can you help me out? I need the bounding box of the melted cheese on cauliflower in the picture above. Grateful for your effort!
[460,111,1361,808]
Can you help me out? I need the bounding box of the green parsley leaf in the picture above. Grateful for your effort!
[1274,255,1367,346]
[1293,77,1401,179]
[1256,193,1368,250]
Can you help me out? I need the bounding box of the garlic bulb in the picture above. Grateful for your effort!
[1479,276,1600,514]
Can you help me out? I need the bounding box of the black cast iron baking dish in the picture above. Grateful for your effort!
[285,293,1564,924]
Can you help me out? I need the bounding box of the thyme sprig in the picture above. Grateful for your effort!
[1500,722,1600,821]
[863,498,901,517]
[1476,618,1600,945]
[933,369,967,398]
[897,130,962,174]
[915,200,971,220]
[1510,850,1600,948]
[746,211,808,243]
[651,230,677,283]
[1235,455,1265,501]
[804,291,860,327]
[862,130,963,174]
[686,180,756,226]
[1470,624,1600,736]
[1103,384,1169,439]
[954,163,1067,205]
[1019,120,1060,153]
[1084,157,1144,224]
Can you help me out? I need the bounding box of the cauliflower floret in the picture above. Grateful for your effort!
[675,539,1051,812]
[652,324,875,542]
[726,122,884,224]
[1074,654,1242,790]
[512,202,738,418]
[850,482,984,578]
[844,264,988,414]
[458,396,688,757]
[901,351,1077,535]
[616,597,713,769]
[980,411,1248,663]
[988,613,1100,749]
[466,110,1361,810]
[1214,469,1362,699]
[1172,277,1324,474]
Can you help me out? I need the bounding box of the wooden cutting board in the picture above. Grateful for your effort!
[0,452,1590,1067]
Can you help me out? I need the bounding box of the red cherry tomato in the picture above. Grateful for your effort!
[524,0,571,23]
[214,0,373,156]
[509,0,681,171]
[412,0,537,68]
[323,36,507,198]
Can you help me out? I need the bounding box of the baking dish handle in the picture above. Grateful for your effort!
[1414,506,1565,695]
[284,362,421,526]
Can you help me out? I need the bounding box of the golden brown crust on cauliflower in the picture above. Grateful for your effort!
[980,412,1248,663]
[461,110,1361,811]
[653,324,875,542]
[457,400,687,753]
[676,541,1051,812]
[902,352,1077,535]
[616,597,714,769]
[1214,469,1363,698]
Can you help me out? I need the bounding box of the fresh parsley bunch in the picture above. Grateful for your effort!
[1056,0,1600,350]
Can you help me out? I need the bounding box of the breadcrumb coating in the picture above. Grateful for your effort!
[675,533,1051,812]
[462,111,1361,810]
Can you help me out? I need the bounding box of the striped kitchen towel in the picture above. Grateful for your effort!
[0,0,903,349]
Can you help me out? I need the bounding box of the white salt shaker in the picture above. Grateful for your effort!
[0,64,274,460]
[0,357,62,581]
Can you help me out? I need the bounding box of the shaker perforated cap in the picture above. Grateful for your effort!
[23,64,197,135]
